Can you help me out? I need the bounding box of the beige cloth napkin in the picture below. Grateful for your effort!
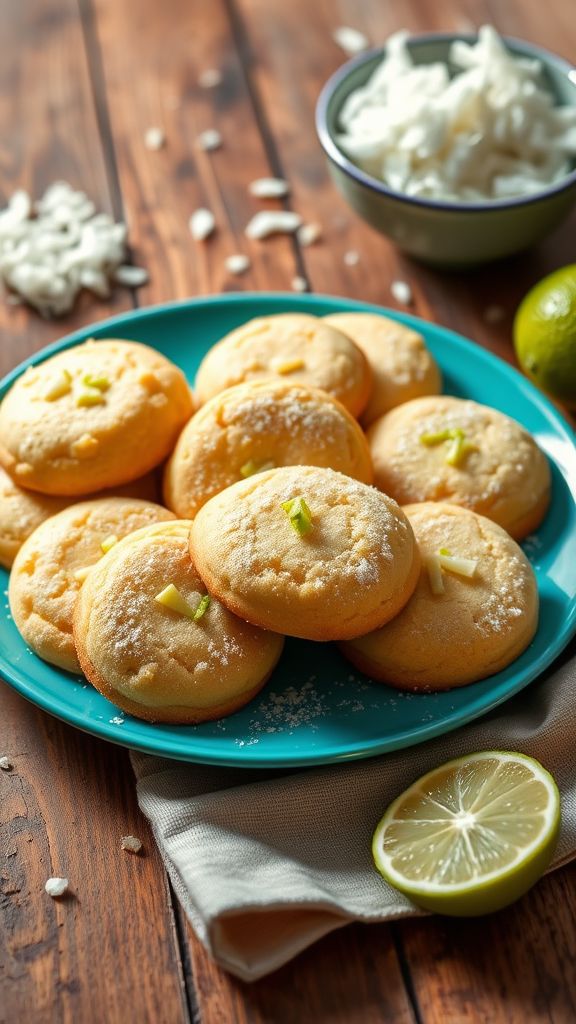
[131,642,575,982]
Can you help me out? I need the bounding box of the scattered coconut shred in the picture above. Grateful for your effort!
[45,877,69,898]
[336,25,576,201]
[0,182,147,316]
[121,835,143,854]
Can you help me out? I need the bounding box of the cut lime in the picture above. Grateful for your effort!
[372,751,560,916]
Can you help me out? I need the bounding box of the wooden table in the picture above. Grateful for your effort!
[1,1,575,1020]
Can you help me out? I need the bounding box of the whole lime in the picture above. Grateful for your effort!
[513,264,576,409]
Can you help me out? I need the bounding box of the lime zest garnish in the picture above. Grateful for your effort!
[44,369,72,401]
[154,583,196,618]
[193,594,211,621]
[240,458,276,478]
[426,555,445,595]
[420,429,453,446]
[281,496,313,536]
[76,388,106,407]
[274,358,305,374]
[439,547,451,556]
[73,566,92,582]
[100,534,119,554]
[438,551,478,578]
[420,427,477,467]
[82,372,110,391]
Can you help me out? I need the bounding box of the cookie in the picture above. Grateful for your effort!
[340,502,538,690]
[9,497,175,672]
[190,465,420,641]
[368,396,550,539]
[73,520,284,723]
[164,380,373,519]
[0,338,193,495]
[324,312,441,426]
[194,314,372,417]
[0,466,160,569]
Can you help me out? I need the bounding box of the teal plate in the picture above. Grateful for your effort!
[1,293,575,767]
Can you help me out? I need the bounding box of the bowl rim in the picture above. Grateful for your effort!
[315,31,576,213]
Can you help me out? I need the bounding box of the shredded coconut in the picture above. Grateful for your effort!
[297,222,322,247]
[343,249,360,266]
[291,275,308,292]
[196,129,223,152]
[198,68,222,88]
[245,211,302,239]
[189,208,216,241]
[144,127,166,151]
[225,253,251,275]
[391,279,413,304]
[121,835,143,853]
[248,177,290,198]
[45,877,69,898]
[113,265,149,288]
[0,756,13,771]
[333,26,369,56]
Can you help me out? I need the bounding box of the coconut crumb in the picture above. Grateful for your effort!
[45,877,69,898]
[144,127,166,151]
[343,249,360,266]
[291,275,308,292]
[0,756,13,771]
[113,265,149,288]
[196,129,223,152]
[297,222,322,247]
[391,279,413,304]
[121,835,143,854]
[189,208,216,241]
[248,177,290,198]
[245,211,302,239]
[198,68,222,88]
[225,254,251,275]
[333,26,369,56]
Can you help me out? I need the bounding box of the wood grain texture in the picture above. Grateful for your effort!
[86,0,302,303]
[397,862,576,1024]
[0,687,189,1024]
[0,0,132,366]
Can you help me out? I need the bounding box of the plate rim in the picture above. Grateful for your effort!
[1,291,575,767]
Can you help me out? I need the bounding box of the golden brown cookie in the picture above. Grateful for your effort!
[340,502,538,690]
[324,312,441,426]
[368,396,550,539]
[194,314,373,417]
[9,497,175,672]
[163,379,373,519]
[0,338,193,495]
[0,466,160,569]
[190,465,420,641]
[73,520,284,723]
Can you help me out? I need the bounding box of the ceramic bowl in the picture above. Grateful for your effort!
[316,34,576,267]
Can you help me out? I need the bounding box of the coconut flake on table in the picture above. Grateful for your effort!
[336,25,576,202]
[297,222,322,246]
[391,279,413,304]
[113,265,149,288]
[333,26,369,56]
[0,182,137,316]
[189,208,216,241]
[343,249,360,266]
[225,253,251,275]
[198,68,223,88]
[245,210,302,239]
[291,275,308,292]
[196,129,223,151]
[45,877,69,898]
[248,177,290,198]
[144,127,166,150]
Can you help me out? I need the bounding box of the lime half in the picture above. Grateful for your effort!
[513,264,576,408]
[372,751,560,916]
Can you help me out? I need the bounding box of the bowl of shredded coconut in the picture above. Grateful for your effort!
[316,27,576,266]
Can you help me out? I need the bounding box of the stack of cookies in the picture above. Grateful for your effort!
[0,312,549,724]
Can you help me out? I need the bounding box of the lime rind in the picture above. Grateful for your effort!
[372,751,561,916]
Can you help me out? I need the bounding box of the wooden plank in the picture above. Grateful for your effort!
[397,864,576,1023]
[0,687,190,1023]
[0,0,132,369]
[0,0,189,1020]
[232,0,576,363]
[86,0,302,304]
[179,908,417,1024]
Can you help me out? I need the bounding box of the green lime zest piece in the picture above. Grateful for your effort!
[439,547,451,556]
[420,429,453,446]
[420,427,476,467]
[193,594,211,621]
[154,583,196,618]
[76,389,106,407]
[44,369,72,401]
[101,534,119,553]
[281,496,313,536]
[240,458,276,478]
[82,372,110,391]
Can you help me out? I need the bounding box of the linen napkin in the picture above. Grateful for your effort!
[131,641,575,982]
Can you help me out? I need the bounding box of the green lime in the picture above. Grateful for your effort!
[372,751,560,917]
[513,264,576,408]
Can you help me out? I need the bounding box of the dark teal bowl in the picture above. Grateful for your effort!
[316,34,576,267]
